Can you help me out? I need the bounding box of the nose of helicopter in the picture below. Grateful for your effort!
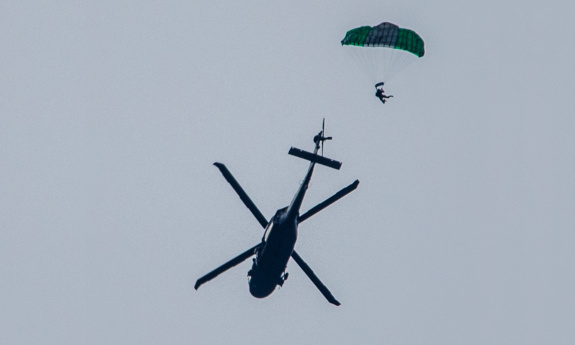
[248,276,276,299]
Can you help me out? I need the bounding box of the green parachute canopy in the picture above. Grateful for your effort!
[341,22,424,84]
[341,22,425,57]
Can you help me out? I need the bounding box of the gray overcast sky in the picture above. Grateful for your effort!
[2,0,575,344]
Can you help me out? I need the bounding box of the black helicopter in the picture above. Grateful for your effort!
[194,120,359,306]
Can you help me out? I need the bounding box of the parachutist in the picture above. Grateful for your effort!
[375,83,393,104]
[342,22,424,102]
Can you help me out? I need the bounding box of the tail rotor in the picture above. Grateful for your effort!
[313,118,332,156]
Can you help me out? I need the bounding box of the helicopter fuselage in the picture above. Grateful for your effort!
[247,153,316,298]
[248,207,298,298]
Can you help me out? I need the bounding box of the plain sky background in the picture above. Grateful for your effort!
[2,0,575,344]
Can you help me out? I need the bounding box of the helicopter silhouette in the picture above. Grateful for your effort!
[195,120,359,306]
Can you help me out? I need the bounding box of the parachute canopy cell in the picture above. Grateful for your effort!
[341,22,425,58]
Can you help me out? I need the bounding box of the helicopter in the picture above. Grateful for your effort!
[194,120,359,306]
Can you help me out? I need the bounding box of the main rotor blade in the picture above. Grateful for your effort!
[291,250,340,306]
[195,244,260,290]
[298,180,359,223]
[214,162,268,229]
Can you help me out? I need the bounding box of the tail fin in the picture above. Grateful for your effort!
[288,147,342,170]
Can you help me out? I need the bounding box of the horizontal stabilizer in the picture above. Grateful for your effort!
[288,147,342,170]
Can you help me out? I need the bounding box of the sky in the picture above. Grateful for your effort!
[2,0,575,344]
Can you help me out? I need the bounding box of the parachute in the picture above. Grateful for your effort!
[341,22,424,84]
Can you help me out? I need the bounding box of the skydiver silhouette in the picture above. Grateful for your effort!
[375,82,393,104]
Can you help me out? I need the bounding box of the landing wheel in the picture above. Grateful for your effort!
[278,272,289,287]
